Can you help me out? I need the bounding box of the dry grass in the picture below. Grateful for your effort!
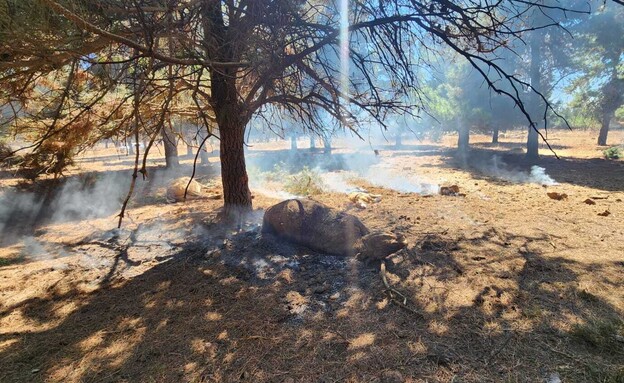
[1,129,623,382]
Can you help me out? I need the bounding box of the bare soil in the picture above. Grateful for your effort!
[1,130,623,382]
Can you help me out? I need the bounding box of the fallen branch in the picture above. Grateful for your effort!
[380,262,423,318]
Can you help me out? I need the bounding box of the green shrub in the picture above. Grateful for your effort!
[604,147,622,160]
[284,166,325,196]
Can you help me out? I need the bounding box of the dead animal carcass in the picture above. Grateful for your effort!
[166,177,203,202]
[348,191,382,209]
[262,199,406,260]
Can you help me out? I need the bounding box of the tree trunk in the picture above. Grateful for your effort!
[310,135,316,150]
[457,119,469,165]
[597,114,610,146]
[526,123,539,161]
[127,137,134,156]
[458,127,469,153]
[290,134,297,150]
[492,127,499,144]
[219,117,252,214]
[203,0,252,216]
[199,135,210,165]
[322,134,332,155]
[186,139,194,157]
[526,27,543,162]
[162,127,179,168]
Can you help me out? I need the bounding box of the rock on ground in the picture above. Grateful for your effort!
[166,177,202,202]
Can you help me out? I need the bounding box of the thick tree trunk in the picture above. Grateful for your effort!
[458,127,469,153]
[597,114,610,146]
[492,127,499,144]
[162,127,179,168]
[203,0,252,216]
[200,148,209,165]
[457,119,469,165]
[527,125,539,161]
[219,117,252,214]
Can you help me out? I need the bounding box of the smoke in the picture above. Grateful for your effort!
[478,155,558,185]
[0,167,188,247]
[363,163,439,194]
[245,144,439,198]
[319,171,362,194]
[0,172,127,249]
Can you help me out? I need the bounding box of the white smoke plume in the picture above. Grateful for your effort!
[482,155,558,185]
[245,144,439,198]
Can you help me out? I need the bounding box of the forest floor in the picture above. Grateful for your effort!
[0,130,623,383]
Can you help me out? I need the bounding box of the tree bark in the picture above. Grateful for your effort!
[457,118,469,165]
[127,137,134,156]
[203,0,253,216]
[492,127,499,144]
[597,113,611,146]
[199,132,210,165]
[162,127,179,168]
[219,116,252,214]
[309,135,316,150]
[596,77,623,146]
[526,27,543,162]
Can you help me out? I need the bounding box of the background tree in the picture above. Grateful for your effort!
[566,2,624,145]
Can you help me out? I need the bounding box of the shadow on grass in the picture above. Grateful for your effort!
[431,147,624,192]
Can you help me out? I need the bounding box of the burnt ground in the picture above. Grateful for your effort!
[0,130,623,382]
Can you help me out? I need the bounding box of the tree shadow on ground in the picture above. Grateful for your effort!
[430,147,624,192]
[1,214,622,382]
[471,141,572,151]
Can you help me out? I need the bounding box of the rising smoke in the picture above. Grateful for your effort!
[0,167,188,247]
[245,138,439,198]
[477,155,558,185]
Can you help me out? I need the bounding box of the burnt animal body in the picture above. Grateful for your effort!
[262,199,406,260]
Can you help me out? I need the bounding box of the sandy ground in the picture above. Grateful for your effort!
[0,129,623,382]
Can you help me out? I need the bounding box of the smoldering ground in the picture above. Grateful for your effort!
[0,165,212,248]
[464,153,558,186]
[245,135,440,198]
